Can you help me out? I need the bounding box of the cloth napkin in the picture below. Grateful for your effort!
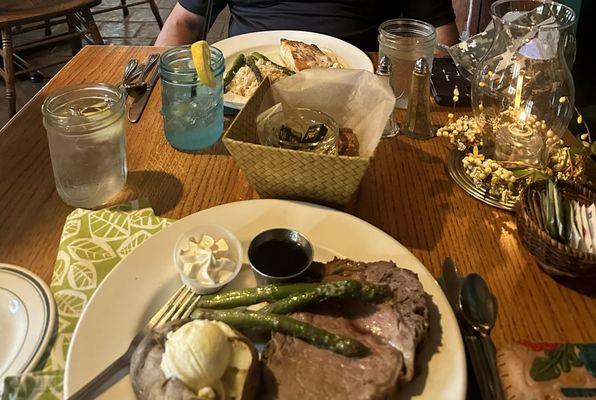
[497,341,596,399]
[2,199,173,400]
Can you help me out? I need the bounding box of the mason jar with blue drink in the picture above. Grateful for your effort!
[159,45,224,151]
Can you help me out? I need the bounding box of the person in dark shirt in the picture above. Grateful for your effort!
[155,0,460,51]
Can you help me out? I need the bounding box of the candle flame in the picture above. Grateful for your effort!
[514,73,524,110]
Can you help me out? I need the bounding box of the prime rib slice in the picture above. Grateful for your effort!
[323,258,430,382]
[261,259,430,400]
[262,310,403,400]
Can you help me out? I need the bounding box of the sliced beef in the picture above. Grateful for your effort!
[261,259,430,399]
[323,259,430,382]
[262,311,403,400]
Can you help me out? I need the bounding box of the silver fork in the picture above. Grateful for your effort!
[67,285,200,400]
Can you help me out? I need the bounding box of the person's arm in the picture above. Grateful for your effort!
[401,0,460,56]
[436,21,459,47]
[155,3,205,46]
[435,20,460,57]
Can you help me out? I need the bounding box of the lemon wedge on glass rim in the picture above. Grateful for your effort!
[190,40,215,87]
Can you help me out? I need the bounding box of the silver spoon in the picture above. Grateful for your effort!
[461,273,505,400]
[123,53,159,99]
[443,259,494,400]
[120,59,138,87]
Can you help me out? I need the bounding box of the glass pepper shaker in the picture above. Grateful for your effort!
[402,58,434,140]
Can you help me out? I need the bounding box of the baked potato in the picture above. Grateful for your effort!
[131,318,260,400]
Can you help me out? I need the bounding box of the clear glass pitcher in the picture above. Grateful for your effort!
[472,0,576,168]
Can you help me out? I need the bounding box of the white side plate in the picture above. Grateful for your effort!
[0,264,56,394]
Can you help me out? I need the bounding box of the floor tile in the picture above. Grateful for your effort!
[156,0,178,8]
[126,8,164,23]
[98,21,143,38]
[136,23,161,39]
[93,9,128,23]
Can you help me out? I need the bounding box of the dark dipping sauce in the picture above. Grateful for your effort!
[250,239,310,277]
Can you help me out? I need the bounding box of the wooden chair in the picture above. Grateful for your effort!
[0,0,104,117]
[92,0,164,29]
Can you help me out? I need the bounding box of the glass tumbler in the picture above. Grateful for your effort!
[159,45,225,151]
[42,83,127,209]
[378,19,436,109]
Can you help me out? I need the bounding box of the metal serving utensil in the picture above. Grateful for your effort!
[67,285,200,400]
[120,59,138,88]
[461,273,505,400]
[441,258,495,400]
[127,63,160,123]
[123,53,160,99]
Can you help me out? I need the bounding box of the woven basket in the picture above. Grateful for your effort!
[516,180,596,277]
[223,79,371,206]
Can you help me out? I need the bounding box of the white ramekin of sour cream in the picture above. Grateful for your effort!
[173,225,243,294]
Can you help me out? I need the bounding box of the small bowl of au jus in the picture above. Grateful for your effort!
[248,228,314,286]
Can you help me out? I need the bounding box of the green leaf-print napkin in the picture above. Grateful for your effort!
[2,199,173,400]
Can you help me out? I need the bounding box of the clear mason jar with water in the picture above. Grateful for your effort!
[42,83,127,209]
[378,19,436,109]
[160,45,225,151]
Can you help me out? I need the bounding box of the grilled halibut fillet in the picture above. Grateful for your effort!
[280,38,341,72]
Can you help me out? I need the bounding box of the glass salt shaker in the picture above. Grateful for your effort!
[377,55,400,138]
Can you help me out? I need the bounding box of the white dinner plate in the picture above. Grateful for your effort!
[64,199,466,399]
[0,264,56,394]
[213,30,375,109]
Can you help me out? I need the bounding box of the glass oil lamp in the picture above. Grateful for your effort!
[494,109,546,167]
[472,0,576,169]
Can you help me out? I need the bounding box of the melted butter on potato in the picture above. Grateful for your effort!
[160,320,255,399]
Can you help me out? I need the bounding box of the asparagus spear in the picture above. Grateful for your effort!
[195,282,321,309]
[245,55,263,83]
[223,53,246,90]
[250,52,295,75]
[192,308,368,357]
[263,280,390,314]
[359,283,392,302]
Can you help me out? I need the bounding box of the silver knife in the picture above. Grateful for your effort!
[128,64,160,123]
[441,258,494,400]
[442,257,462,311]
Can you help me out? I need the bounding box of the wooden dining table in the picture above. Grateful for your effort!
[1,45,594,352]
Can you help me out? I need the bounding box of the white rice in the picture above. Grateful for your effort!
[227,59,289,97]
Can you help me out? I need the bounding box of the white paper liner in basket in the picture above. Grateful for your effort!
[223,69,395,205]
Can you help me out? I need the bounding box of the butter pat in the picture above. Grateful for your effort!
[178,234,236,285]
